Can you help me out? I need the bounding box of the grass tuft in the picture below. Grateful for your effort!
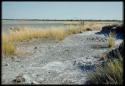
[107,32,115,48]
[2,34,16,55]
[66,25,83,35]
[87,57,123,84]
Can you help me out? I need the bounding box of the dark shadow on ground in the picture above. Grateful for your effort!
[95,24,124,39]
[78,64,96,72]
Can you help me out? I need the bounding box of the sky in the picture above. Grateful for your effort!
[2,2,123,20]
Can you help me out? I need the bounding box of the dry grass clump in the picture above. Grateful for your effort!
[83,22,97,30]
[8,28,66,42]
[87,57,123,84]
[66,25,82,35]
[2,34,16,55]
[46,28,66,41]
[9,28,47,42]
[87,41,123,84]
[84,22,109,31]
[107,32,115,48]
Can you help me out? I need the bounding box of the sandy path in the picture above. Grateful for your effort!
[2,31,122,84]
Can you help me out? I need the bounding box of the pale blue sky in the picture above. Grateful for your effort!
[2,2,123,20]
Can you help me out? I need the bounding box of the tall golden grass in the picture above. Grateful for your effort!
[2,26,83,56]
[66,24,84,35]
[2,34,16,55]
[8,28,66,42]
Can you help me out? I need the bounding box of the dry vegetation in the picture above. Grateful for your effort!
[2,34,16,55]
[2,25,84,56]
[87,57,123,84]
[107,32,115,48]
[2,21,123,84]
[9,28,67,42]
[2,22,118,56]
[86,25,123,84]
[84,22,103,31]
[83,21,115,31]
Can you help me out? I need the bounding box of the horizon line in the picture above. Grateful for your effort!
[2,18,122,21]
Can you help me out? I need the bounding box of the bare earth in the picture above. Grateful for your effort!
[2,31,123,84]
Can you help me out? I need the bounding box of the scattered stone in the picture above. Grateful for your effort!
[12,74,32,84]
[62,79,76,84]
[87,38,89,40]
[65,49,69,51]
[96,37,99,40]
[73,60,76,65]
[21,65,24,68]
[86,57,90,59]
[36,74,39,77]
[4,63,9,66]
[34,47,37,49]
[32,81,40,84]
[87,61,92,65]
[80,39,83,41]
[41,61,66,73]
[11,56,16,61]
[91,38,94,40]
[101,39,105,42]
[15,60,21,62]
[12,74,25,84]
[22,74,32,84]
[36,78,44,83]
[94,56,99,58]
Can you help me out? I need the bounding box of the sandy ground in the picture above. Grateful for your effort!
[2,31,123,84]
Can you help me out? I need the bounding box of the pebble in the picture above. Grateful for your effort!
[32,81,40,84]
[11,56,16,61]
[21,65,24,67]
[22,74,32,84]
[4,63,9,66]
[15,60,21,62]
[13,74,32,84]
[37,78,44,83]
[34,46,37,49]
